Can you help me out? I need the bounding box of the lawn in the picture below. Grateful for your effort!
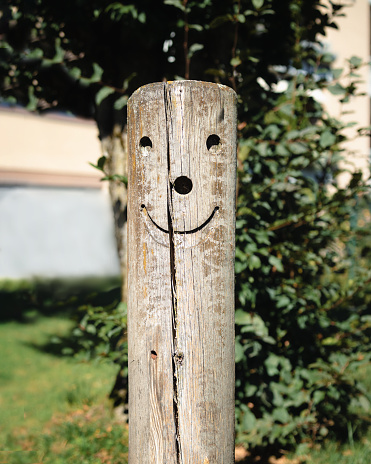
[0,314,128,464]
[0,313,369,463]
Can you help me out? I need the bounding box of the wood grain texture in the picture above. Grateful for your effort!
[127,80,237,463]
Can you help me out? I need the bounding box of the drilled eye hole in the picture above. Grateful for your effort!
[140,136,152,148]
[206,134,220,151]
[173,176,193,195]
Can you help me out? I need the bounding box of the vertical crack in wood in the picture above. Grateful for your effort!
[163,82,183,464]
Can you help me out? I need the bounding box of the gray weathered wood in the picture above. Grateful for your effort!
[127,80,237,464]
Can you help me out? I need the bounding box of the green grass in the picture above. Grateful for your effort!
[0,314,128,463]
[2,405,129,464]
[273,437,371,464]
[298,439,371,464]
[0,315,117,433]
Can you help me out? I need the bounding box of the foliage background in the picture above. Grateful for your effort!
[1,0,371,453]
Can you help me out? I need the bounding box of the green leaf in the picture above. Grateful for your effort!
[348,55,362,67]
[265,354,280,376]
[252,0,264,9]
[89,62,104,83]
[248,56,259,63]
[188,43,204,58]
[114,94,128,110]
[328,83,346,95]
[272,407,290,424]
[51,38,64,63]
[319,130,336,148]
[276,143,290,156]
[105,3,138,20]
[322,337,338,346]
[235,339,245,363]
[25,48,43,59]
[100,174,128,185]
[332,68,343,79]
[235,261,247,273]
[4,96,17,105]
[97,156,107,170]
[268,256,284,272]
[138,12,146,23]
[276,295,290,309]
[242,408,257,429]
[95,86,115,106]
[164,0,186,11]
[230,56,242,67]
[89,156,106,172]
[321,52,334,63]
[249,255,261,270]
[313,390,326,404]
[26,86,38,112]
[289,142,307,154]
[245,384,258,396]
[69,67,82,80]
[256,141,269,156]
[209,14,234,28]
[86,324,97,335]
[235,309,253,325]
[189,24,203,31]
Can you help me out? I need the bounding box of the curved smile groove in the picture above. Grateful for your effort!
[141,205,219,235]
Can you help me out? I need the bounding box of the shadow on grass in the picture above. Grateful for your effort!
[20,284,123,359]
[22,333,84,358]
[0,276,121,322]
[235,446,298,464]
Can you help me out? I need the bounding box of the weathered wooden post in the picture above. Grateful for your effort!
[127,80,237,463]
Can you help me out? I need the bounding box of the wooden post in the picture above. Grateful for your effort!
[127,80,237,464]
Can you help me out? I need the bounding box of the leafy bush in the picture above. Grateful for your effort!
[234,55,371,448]
[67,301,127,368]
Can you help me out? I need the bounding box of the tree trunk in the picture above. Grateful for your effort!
[100,123,128,302]
[100,122,130,419]
[95,98,129,417]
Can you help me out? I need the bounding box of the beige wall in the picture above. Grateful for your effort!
[0,109,119,279]
[325,0,370,179]
[0,107,102,187]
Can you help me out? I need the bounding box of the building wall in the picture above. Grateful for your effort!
[0,186,120,279]
[0,108,120,279]
[0,107,102,187]
[325,0,370,179]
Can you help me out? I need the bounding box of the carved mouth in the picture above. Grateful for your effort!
[140,205,219,235]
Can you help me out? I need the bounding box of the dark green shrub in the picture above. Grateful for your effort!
[234,55,371,448]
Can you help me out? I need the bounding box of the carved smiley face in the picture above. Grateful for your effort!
[128,81,236,247]
[140,133,222,235]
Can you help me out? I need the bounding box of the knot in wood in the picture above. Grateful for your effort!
[173,351,184,366]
